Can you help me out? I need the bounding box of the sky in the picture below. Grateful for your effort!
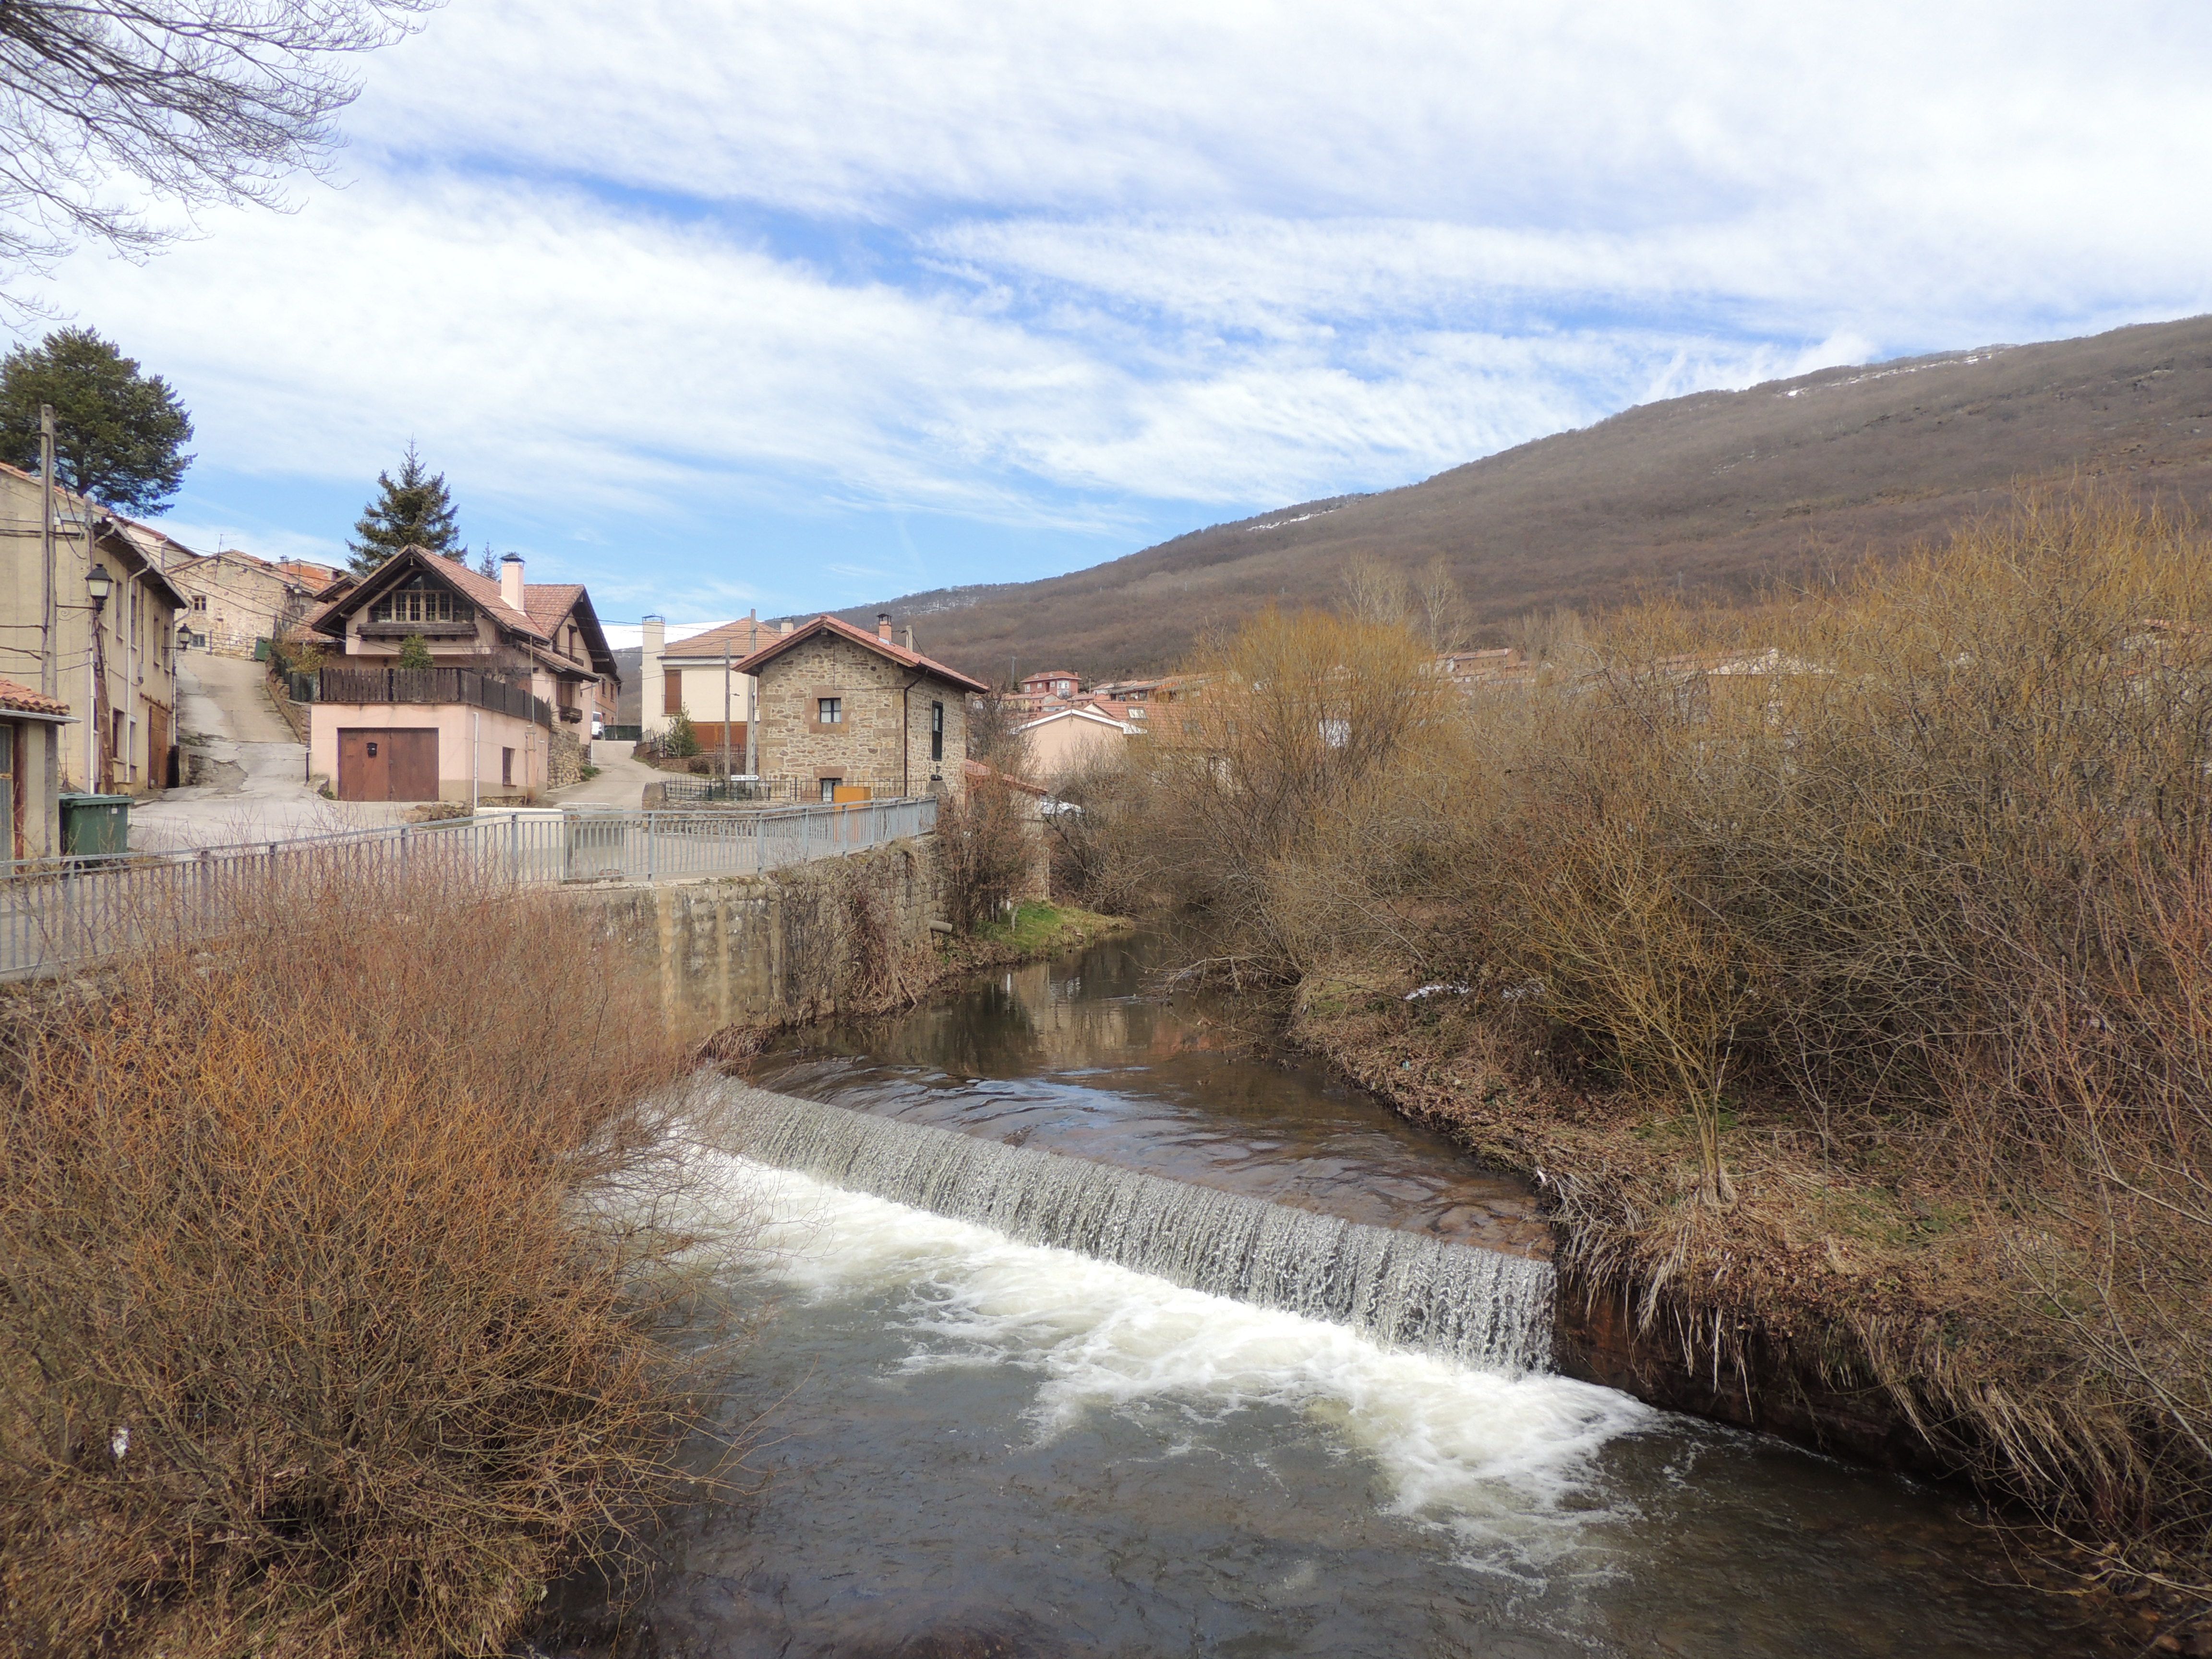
[24,0,2212,645]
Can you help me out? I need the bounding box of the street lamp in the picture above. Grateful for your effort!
[84,565,112,789]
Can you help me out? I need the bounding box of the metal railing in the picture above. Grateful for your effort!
[0,796,939,980]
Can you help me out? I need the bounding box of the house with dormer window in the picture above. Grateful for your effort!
[302,548,618,802]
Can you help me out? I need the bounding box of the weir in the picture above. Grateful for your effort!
[712,1081,1556,1374]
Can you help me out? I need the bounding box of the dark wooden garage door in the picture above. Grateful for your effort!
[337,727,439,802]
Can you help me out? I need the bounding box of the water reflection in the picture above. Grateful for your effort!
[756,930,1551,1256]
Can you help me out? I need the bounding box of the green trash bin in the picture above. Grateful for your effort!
[252,637,272,662]
[60,793,131,857]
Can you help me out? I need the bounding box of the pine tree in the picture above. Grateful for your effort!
[348,442,459,571]
[0,326,194,514]
[474,545,499,579]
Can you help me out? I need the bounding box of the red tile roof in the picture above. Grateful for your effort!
[0,677,68,718]
[736,613,988,694]
[662,616,778,662]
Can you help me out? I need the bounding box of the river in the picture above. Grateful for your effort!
[627,930,2104,1658]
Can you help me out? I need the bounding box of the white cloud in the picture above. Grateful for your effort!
[19,0,2212,607]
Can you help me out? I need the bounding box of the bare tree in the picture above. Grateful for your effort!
[0,0,438,279]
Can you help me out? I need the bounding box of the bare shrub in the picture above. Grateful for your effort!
[1107,488,2212,1607]
[937,775,1039,934]
[0,865,737,1658]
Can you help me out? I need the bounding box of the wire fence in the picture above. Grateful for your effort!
[0,796,940,981]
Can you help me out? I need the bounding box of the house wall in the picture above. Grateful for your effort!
[1021,712,1127,779]
[0,471,183,798]
[658,662,758,743]
[3,718,62,859]
[902,673,966,795]
[309,700,551,801]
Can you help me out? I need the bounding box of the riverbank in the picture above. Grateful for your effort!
[1287,962,2195,1651]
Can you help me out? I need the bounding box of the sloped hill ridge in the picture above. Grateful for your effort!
[844,314,2212,679]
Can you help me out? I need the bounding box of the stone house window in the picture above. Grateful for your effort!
[818,776,840,802]
[931,700,943,761]
[817,696,842,726]
[191,594,207,611]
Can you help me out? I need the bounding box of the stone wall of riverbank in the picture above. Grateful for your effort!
[568,839,944,1043]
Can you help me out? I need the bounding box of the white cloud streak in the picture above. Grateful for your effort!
[23,0,2212,597]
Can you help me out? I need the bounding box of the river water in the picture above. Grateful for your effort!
[631,932,2104,1658]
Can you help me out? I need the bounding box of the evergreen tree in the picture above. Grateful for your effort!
[474,545,499,579]
[0,326,193,514]
[348,442,459,571]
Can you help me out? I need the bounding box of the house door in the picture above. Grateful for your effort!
[338,727,439,801]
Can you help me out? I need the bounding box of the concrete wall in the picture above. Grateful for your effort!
[569,838,943,1043]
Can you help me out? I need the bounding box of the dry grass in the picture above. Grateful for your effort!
[0,864,742,1658]
[1074,489,2212,1620]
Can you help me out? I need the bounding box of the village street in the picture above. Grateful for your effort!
[127,652,406,849]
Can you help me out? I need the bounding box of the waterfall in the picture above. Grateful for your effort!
[711,1081,1555,1375]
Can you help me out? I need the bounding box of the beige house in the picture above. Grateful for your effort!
[305,549,618,802]
[0,464,190,807]
[737,613,986,801]
[1016,701,1140,781]
[640,613,776,758]
[170,548,338,657]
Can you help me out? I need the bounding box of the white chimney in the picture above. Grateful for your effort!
[500,552,525,610]
[902,625,914,653]
[780,620,793,635]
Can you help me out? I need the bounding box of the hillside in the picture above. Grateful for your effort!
[837,314,2212,681]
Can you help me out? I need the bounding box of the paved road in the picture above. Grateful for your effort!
[547,739,663,808]
[130,652,408,849]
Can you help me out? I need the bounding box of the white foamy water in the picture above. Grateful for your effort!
[700,1151,1654,1563]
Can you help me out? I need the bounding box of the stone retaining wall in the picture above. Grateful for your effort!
[567,837,942,1044]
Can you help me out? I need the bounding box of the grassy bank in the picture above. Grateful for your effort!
[0,867,739,1659]
[1055,492,2212,1641]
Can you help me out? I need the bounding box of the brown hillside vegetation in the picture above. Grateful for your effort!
[849,312,2212,681]
[1053,491,2212,1632]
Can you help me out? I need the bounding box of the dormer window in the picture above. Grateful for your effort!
[369,581,461,625]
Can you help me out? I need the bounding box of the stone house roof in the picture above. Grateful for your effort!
[736,613,988,694]
[0,676,70,720]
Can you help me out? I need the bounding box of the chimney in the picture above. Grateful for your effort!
[901,625,914,653]
[877,613,892,642]
[642,614,664,656]
[779,619,793,636]
[499,552,525,611]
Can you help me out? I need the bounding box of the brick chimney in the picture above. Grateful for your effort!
[500,552,525,611]
[877,613,892,641]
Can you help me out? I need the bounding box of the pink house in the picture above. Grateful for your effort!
[304,547,618,802]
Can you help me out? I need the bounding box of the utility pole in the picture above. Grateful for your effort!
[38,407,60,822]
[38,407,55,704]
[721,639,732,787]
[744,608,758,781]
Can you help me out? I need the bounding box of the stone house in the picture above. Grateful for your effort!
[304,548,618,802]
[737,613,986,801]
[168,548,338,657]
